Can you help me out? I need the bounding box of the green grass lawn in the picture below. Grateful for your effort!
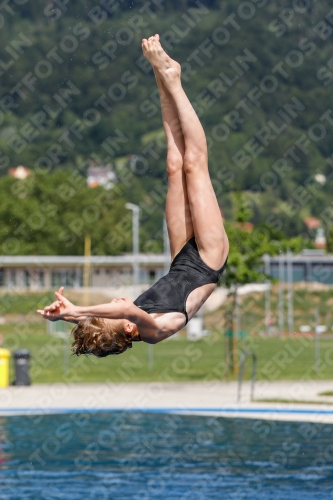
[1,322,333,384]
[0,291,55,315]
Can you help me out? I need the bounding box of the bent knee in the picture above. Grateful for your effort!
[166,153,183,176]
[183,151,208,174]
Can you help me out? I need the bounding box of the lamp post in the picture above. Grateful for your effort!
[125,203,140,299]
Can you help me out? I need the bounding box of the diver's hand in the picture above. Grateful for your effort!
[37,287,78,321]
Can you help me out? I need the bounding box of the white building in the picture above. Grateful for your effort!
[0,254,168,290]
[1,249,333,291]
[264,250,333,285]
[87,166,116,189]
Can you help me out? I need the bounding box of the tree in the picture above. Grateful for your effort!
[326,227,333,253]
[0,171,132,256]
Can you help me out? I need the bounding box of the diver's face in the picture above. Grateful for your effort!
[111,297,132,305]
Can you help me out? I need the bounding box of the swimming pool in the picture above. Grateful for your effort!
[0,412,332,499]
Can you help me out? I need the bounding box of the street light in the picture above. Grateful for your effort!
[125,203,140,299]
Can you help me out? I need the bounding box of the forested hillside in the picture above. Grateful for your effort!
[0,0,333,254]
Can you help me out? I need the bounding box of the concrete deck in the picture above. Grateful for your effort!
[1,380,333,423]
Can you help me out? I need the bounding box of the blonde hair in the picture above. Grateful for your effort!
[71,317,132,357]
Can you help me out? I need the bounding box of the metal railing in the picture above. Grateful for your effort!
[237,350,257,402]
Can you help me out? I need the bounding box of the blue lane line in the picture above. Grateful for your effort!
[1,407,333,415]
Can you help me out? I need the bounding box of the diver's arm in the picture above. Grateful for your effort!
[125,305,160,344]
[37,307,86,324]
[77,301,160,343]
[126,304,185,344]
[38,291,128,322]
[73,301,184,343]
[74,301,133,320]
[38,291,161,343]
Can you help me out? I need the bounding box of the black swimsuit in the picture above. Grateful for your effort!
[134,237,227,325]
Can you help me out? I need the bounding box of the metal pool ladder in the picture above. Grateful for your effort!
[237,350,257,402]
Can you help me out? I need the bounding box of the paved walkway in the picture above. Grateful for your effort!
[1,380,333,423]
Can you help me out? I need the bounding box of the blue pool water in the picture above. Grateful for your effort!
[1,412,333,499]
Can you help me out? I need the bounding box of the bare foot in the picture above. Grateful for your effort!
[142,34,181,84]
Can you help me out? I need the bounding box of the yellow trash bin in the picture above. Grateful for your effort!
[0,348,11,388]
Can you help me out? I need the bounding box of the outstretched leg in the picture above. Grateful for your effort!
[142,35,229,270]
[152,65,194,259]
